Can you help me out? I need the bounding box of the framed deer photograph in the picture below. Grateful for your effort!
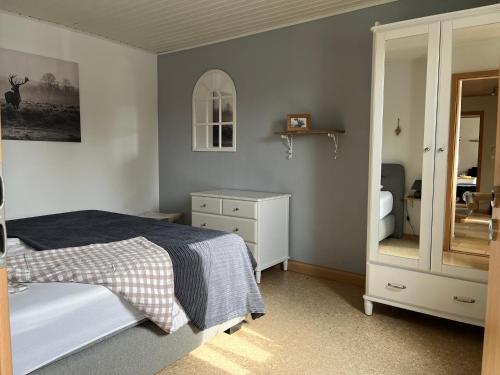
[0,47,81,142]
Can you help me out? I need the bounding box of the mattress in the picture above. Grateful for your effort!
[378,214,395,241]
[379,190,394,220]
[7,238,189,375]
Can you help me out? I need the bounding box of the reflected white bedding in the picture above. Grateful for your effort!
[379,190,393,219]
[7,238,189,375]
[378,213,395,241]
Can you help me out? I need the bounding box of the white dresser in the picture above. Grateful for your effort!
[191,189,290,283]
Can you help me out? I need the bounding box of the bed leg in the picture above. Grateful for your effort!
[224,321,243,335]
[364,299,373,316]
[255,271,261,284]
[281,259,288,271]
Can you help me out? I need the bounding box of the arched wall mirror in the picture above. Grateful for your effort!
[192,69,236,152]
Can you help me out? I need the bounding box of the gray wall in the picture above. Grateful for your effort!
[158,0,498,275]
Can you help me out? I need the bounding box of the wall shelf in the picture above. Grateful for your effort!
[274,129,345,159]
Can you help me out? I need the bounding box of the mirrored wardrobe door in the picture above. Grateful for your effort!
[368,23,440,270]
[432,14,500,282]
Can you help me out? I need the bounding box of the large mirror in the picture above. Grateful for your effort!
[443,21,500,271]
[378,33,429,262]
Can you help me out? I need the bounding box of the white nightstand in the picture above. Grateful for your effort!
[142,212,182,223]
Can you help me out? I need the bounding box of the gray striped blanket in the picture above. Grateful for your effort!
[7,237,176,332]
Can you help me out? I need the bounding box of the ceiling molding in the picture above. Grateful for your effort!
[0,0,397,55]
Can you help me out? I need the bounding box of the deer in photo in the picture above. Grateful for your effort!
[4,74,29,109]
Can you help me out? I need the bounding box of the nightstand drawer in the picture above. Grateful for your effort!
[192,196,222,215]
[192,213,257,243]
[223,199,257,219]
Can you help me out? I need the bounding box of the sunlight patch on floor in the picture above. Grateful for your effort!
[209,331,272,363]
[190,345,250,375]
[240,327,272,342]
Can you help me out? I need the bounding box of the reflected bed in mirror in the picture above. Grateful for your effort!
[377,164,420,260]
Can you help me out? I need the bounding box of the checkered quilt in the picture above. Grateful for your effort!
[7,236,175,332]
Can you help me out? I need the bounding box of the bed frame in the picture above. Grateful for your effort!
[31,317,244,375]
[381,163,405,238]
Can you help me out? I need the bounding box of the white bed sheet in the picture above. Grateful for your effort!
[7,238,189,375]
[378,214,395,241]
[379,190,394,219]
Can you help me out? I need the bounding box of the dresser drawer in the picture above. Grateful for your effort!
[192,213,257,243]
[192,196,222,215]
[192,212,220,231]
[368,264,487,321]
[222,199,258,219]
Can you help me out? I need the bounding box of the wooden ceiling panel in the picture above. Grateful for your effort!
[0,0,395,53]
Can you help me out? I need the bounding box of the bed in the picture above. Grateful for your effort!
[6,210,265,375]
[379,164,405,241]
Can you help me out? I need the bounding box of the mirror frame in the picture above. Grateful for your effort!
[444,69,499,254]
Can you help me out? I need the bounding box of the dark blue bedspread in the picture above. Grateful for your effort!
[7,210,265,330]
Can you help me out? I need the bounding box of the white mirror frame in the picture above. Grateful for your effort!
[192,69,237,152]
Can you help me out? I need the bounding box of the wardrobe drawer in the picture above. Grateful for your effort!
[191,196,222,215]
[192,213,257,243]
[223,199,258,219]
[368,264,487,321]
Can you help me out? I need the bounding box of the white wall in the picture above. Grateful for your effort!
[382,56,427,235]
[453,39,500,73]
[462,95,498,192]
[457,116,480,175]
[0,12,159,219]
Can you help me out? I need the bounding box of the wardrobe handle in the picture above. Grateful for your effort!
[387,282,406,290]
[233,207,240,212]
[423,146,431,152]
[454,296,475,304]
[437,147,445,153]
[200,204,207,208]
[0,223,5,261]
[233,228,239,233]
[491,186,500,208]
[488,219,498,241]
[0,175,4,207]
[201,223,207,228]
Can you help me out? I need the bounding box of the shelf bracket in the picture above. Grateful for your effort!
[328,132,339,159]
[280,134,293,159]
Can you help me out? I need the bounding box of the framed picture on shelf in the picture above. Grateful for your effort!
[287,113,311,132]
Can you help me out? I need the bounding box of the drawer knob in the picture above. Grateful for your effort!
[201,223,207,227]
[200,204,207,208]
[233,228,239,232]
[233,207,240,212]
[454,296,476,304]
[387,282,406,290]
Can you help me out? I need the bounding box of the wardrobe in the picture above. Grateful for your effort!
[365,4,500,327]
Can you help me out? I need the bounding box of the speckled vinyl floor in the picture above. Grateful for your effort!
[158,267,484,375]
